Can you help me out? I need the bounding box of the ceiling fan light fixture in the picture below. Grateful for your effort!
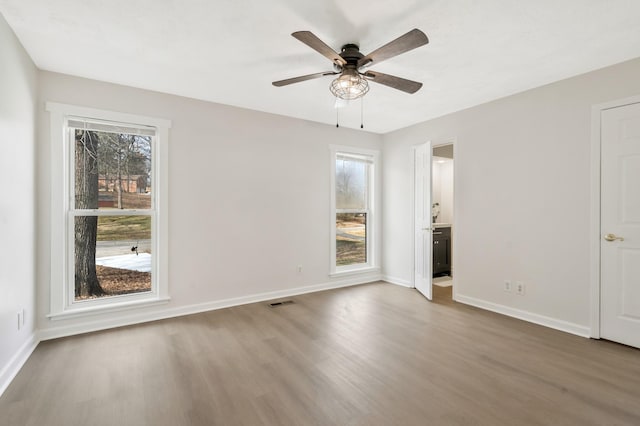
[329,70,369,100]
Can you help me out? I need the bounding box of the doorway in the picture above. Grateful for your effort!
[432,143,454,303]
[592,98,640,349]
[413,141,455,302]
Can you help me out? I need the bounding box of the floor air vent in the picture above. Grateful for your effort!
[269,300,295,308]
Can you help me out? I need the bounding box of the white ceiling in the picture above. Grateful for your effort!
[2,0,640,133]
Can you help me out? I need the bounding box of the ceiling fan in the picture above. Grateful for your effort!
[272,29,429,100]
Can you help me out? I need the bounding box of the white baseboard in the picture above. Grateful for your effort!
[39,275,382,341]
[382,275,414,288]
[455,294,591,338]
[0,333,39,397]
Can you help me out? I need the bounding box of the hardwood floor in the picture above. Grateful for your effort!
[2,282,640,425]
[432,282,454,306]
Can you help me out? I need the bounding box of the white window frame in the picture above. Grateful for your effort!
[329,145,380,276]
[46,102,171,320]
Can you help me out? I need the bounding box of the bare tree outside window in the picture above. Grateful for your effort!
[335,155,370,266]
[74,130,104,297]
[73,126,153,300]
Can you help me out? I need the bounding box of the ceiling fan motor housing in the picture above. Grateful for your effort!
[334,44,364,72]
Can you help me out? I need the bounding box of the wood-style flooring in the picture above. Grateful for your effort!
[1,282,639,425]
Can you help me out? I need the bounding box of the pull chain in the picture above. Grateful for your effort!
[360,97,364,129]
[336,104,340,128]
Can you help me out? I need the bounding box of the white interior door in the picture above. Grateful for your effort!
[601,102,640,349]
[414,142,433,299]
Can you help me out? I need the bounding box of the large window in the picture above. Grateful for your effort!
[47,103,170,318]
[71,122,153,301]
[330,146,379,274]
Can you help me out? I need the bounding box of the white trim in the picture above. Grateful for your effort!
[0,333,39,397]
[47,297,171,321]
[455,294,590,338]
[329,266,381,278]
[330,147,338,270]
[589,94,640,339]
[589,94,640,112]
[46,102,172,129]
[38,276,382,341]
[48,108,67,316]
[590,103,602,339]
[157,123,170,305]
[70,210,153,216]
[329,144,380,158]
[382,275,414,288]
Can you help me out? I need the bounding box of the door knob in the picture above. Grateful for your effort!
[604,233,624,242]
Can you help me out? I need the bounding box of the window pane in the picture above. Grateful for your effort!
[336,157,369,210]
[73,128,152,210]
[74,215,151,300]
[336,213,367,266]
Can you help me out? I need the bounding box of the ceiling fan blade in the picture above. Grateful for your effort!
[363,70,423,94]
[358,29,428,69]
[292,31,347,67]
[272,71,338,87]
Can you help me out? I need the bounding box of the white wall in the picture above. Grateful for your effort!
[0,13,38,392]
[432,160,442,221]
[439,161,454,224]
[36,72,383,337]
[383,57,640,334]
[432,159,453,224]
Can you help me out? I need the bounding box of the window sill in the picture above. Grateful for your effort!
[47,296,171,321]
[330,266,381,278]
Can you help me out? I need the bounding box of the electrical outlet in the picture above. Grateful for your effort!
[297,265,303,273]
[503,280,512,292]
[515,281,526,295]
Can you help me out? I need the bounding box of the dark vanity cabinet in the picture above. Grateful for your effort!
[433,226,451,276]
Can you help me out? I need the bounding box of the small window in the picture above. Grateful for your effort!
[330,146,378,274]
[47,103,170,318]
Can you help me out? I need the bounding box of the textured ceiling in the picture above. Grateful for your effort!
[2,0,640,133]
